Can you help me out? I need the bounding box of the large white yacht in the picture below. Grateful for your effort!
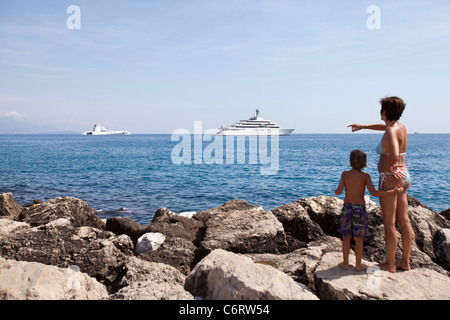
[82,123,130,135]
[214,109,294,136]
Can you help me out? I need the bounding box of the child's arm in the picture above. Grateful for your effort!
[335,173,345,195]
[365,174,403,197]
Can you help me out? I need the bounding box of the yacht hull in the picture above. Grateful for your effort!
[82,131,130,135]
[82,123,130,135]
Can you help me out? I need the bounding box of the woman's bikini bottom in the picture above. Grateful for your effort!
[379,171,410,190]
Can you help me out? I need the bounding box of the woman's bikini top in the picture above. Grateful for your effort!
[376,121,406,157]
[376,140,406,157]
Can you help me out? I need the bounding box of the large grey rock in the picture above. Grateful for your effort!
[407,196,450,260]
[198,200,288,256]
[433,228,450,270]
[138,236,197,275]
[105,216,145,244]
[0,256,108,300]
[18,196,105,229]
[108,256,187,294]
[0,218,134,283]
[314,251,450,300]
[246,236,341,290]
[108,255,194,300]
[298,196,343,237]
[144,207,205,246]
[271,201,324,250]
[185,249,318,300]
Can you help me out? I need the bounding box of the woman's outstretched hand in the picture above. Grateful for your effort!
[348,124,363,132]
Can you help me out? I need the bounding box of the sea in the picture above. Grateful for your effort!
[0,133,448,225]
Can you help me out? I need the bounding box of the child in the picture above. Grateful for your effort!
[334,149,403,271]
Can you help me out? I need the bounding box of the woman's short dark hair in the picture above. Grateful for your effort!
[350,149,367,170]
[380,96,406,121]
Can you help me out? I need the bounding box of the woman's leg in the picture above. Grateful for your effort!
[396,183,412,270]
[379,193,398,273]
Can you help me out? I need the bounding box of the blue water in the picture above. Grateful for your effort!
[0,134,448,225]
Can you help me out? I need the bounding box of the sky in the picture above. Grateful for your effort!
[0,0,449,134]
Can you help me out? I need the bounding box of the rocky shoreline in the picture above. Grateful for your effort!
[0,192,449,300]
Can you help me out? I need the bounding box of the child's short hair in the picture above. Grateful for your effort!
[350,149,367,170]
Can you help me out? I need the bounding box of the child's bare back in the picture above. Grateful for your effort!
[339,169,371,205]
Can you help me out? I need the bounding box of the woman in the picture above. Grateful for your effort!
[348,96,413,273]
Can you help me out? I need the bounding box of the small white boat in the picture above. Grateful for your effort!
[82,123,130,135]
[214,109,294,136]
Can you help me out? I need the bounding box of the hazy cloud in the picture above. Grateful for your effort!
[0,111,27,118]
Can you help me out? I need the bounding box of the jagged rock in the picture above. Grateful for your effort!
[433,228,450,270]
[108,256,187,294]
[298,196,343,237]
[135,232,166,255]
[407,196,450,260]
[138,237,197,275]
[0,192,22,219]
[272,201,324,251]
[198,199,288,257]
[0,218,133,283]
[199,198,258,214]
[145,207,204,246]
[185,249,318,300]
[153,207,177,219]
[110,280,193,300]
[246,236,341,290]
[105,216,145,244]
[314,251,450,300]
[18,197,105,229]
[0,256,108,300]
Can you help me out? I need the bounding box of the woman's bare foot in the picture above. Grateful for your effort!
[339,261,349,270]
[396,260,410,271]
[355,263,370,272]
[378,261,396,273]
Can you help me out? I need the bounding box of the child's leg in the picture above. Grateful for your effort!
[339,236,351,270]
[354,237,369,271]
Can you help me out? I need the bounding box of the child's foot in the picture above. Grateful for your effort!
[355,263,369,272]
[339,261,349,270]
[378,261,396,273]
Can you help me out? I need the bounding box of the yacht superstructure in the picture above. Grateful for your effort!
[215,109,294,136]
